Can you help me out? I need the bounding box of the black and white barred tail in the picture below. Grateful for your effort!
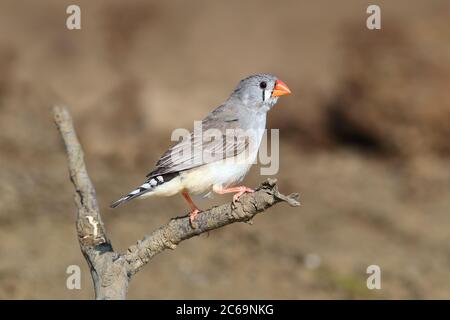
[110,174,175,208]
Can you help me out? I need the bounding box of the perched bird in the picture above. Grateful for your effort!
[111,73,291,223]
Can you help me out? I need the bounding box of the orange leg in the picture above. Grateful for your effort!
[182,192,201,224]
[214,186,255,203]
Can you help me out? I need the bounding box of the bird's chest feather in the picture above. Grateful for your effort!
[180,160,252,194]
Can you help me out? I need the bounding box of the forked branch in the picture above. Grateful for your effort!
[53,105,300,299]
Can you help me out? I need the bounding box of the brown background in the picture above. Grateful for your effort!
[0,0,449,299]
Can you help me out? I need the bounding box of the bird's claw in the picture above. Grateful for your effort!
[232,187,255,204]
[188,209,201,228]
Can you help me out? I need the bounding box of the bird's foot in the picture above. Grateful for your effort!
[232,187,255,204]
[188,208,201,228]
[214,185,255,204]
[182,191,202,228]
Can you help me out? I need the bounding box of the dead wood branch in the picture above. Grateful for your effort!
[53,105,300,299]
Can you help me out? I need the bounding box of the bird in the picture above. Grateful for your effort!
[110,73,291,224]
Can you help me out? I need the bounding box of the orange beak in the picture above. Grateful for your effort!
[272,79,291,97]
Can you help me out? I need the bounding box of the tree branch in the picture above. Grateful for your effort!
[53,105,300,299]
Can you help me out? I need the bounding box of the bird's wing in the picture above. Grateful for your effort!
[147,106,250,178]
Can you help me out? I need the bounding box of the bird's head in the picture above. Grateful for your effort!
[230,73,291,113]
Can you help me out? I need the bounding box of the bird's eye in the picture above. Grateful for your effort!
[259,81,267,89]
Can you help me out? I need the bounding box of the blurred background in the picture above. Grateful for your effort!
[0,0,449,299]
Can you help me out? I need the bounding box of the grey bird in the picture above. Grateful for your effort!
[111,73,291,223]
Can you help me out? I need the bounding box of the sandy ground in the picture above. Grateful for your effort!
[0,0,449,299]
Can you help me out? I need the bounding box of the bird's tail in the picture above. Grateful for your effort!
[110,181,154,208]
[110,173,177,208]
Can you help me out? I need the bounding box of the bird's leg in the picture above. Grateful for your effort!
[182,192,201,224]
[214,186,255,203]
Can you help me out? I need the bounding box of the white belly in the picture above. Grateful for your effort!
[141,159,253,199]
[180,159,252,195]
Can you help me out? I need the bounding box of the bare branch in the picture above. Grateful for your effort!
[53,105,125,299]
[53,105,108,246]
[53,105,299,299]
[124,179,299,276]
